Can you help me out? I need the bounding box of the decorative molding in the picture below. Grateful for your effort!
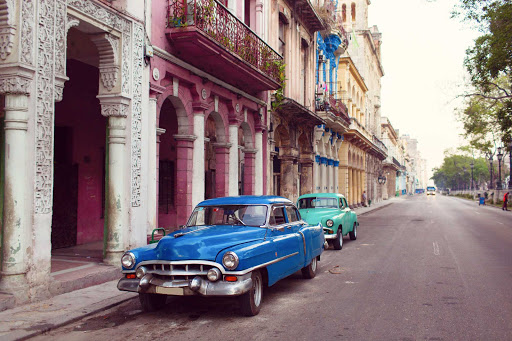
[20,0,34,65]
[91,33,120,92]
[34,0,57,214]
[66,15,80,31]
[101,103,129,117]
[0,26,15,60]
[130,22,144,207]
[68,0,131,34]
[0,76,31,94]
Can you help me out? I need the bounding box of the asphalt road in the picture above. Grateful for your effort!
[32,195,512,341]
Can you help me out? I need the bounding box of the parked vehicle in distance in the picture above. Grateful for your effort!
[297,193,358,250]
[118,195,325,316]
[427,186,436,195]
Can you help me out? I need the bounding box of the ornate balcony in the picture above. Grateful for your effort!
[167,0,283,94]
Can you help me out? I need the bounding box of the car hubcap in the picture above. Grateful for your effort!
[311,257,317,272]
[254,276,262,307]
[354,225,357,237]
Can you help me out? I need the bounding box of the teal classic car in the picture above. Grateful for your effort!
[297,193,358,250]
[118,196,325,316]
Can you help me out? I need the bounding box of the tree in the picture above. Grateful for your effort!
[453,0,512,146]
[431,150,490,190]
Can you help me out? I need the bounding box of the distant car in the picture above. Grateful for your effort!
[427,186,436,195]
[297,193,358,250]
[118,195,325,316]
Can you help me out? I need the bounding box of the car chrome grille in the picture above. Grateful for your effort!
[143,263,214,281]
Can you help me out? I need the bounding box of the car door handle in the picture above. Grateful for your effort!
[285,225,292,229]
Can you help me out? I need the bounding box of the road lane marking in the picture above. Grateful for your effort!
[474,211,480,215]
[496,221,504,225]
[433,242,440,256]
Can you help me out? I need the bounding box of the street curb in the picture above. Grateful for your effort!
[357,203,394,216]
[3,292,137,341]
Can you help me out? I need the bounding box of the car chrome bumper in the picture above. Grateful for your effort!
[118,273,253,297]
[324,234,337,240]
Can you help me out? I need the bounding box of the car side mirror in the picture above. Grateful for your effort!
[179,225,186,230]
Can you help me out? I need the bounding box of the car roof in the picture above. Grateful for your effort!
[297,193,345,199]
[197,195,293,206]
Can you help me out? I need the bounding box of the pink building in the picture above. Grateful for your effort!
[149,0,282,229]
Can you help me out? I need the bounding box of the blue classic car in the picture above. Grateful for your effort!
[118,196,325,316]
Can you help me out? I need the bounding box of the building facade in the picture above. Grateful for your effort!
[0,0,151,302]
[381,117,401,199]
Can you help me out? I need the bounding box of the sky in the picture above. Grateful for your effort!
[367,0,479,179]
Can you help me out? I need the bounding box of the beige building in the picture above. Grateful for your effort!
[381,117,401,199]
[267,0,325,202]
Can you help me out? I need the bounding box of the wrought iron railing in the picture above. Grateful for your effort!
[336,23,349,49]
[168,0,283,85]
[328,95,349,120]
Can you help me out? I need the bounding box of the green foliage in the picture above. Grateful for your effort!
[452,0,512,147]
[431,152,489,189]
[271,61,286,111]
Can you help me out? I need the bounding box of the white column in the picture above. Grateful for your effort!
[0,94,30,292]
[254,131,263,195]
[147,98,158,235]
[327,161,333,192]
[313,156,320,191]
[192,112,205,207]
[334,161,339,192]
[228,124,239,196]
[105,114,128,264]
[321,157,327,192]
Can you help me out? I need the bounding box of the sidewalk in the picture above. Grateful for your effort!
[0,197,401,340]
[0,280,136,341]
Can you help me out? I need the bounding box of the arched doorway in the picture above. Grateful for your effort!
[52,27,106,250]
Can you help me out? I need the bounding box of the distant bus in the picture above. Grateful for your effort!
[426,186,436,195]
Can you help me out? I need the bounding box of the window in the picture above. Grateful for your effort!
[339,198,345,209]
[278,17,286,57]
[285,206,300,223]
[298,197,338,209]
[342,4,347,23]
[351,3,356,22]
[269,206,286,225]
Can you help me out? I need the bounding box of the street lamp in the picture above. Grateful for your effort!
[378,175,387,184]
[470,160,474,192]
[486,151,494,189]
[497,146,503,189]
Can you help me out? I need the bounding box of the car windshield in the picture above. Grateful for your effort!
[186,205,268,227]
[427,186,436,191]
[298,197,338,209]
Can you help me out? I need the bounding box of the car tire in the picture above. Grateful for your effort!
[332,227,343,250]
[301,256,318,279]
[139,293,166,312]
[349,223,357,240]
[239,270,263,316]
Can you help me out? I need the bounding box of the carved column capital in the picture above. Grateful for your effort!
[97,95,130,118]
[0,76,31,95]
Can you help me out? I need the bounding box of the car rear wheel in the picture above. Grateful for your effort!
[301,256,318,279]
[239,270,263,316]
[139,293,167,312]
[332,227,343,250]
[349,223,357,240]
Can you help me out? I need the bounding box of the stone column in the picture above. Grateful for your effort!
[147,97,158,235]
[321,157,327,191]
[243,149,256,195]
[174,135,196,225]
[348,168,353,205]
[192,110,205,208]
[0,93,30,294]
[300,160,314,195]
[334,160,339,192]
[98,97,130,265]
[228,124,239,196]
[313,155,320,191]
[281,157,294,200]
[328,159,334,192]
[254,130,263,195]
[213,143,230,197]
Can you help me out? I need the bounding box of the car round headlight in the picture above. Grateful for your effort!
[136,266,147,279]
[326,219,334,227]
[121,252,135,269]
[222,251,239,270]
[207,268,221,282]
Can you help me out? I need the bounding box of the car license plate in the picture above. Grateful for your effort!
[155,286,184,295]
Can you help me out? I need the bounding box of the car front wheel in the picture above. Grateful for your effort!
[332,227,343,250]
[239,270,263,316]
[139,293,167,312]
[349,222,357,240]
